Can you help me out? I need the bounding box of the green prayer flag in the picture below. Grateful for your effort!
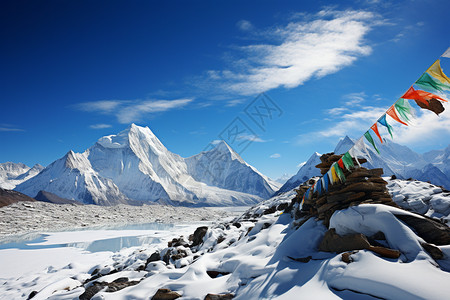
[342,152,355,170]
[394,99,415,124]
[364,131,380,154]
[416,72,450,93]
[334,164,346,182]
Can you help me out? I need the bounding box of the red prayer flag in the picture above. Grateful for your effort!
[387,106,408,126]
[370,123,383,143]
[338,158,344,170]
[402,86,448,104]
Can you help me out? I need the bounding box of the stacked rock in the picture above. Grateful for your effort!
[294,153,398,227]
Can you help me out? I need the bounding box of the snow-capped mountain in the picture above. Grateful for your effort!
[276,152,322,194]
[15,124,279,206]
[277,136,450,194]
[333,136,450,189]
[0,162,44,190]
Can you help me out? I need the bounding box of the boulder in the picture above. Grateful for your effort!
[205,293,234,300]
[394,214,450,245]
[152,288,181,300]
[192,226,208,246]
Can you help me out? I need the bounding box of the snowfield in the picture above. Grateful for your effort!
[0,178,449,299]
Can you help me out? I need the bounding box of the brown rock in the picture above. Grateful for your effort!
[336,182,385,194]
[394,214,450,245]
[368,246,401,259]
[319,229,401,259]
[341,252,355,263]
[205,293,234,300]
[151,288,181,300]
[318,229,370,253]
[421,243,444,260]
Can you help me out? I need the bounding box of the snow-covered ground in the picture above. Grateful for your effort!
[1,178,450,299]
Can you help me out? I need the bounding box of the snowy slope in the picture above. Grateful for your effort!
[276,152,322,194]
[11,179,450,300]
[0,162,43,190]
[15,124,277,206]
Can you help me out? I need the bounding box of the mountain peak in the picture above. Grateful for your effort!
[334,136,355,154]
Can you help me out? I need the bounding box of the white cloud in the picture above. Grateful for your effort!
[77,100,122,113]
[237,134,270,143]
[343,92,366,105]
[225,99,246,107]
[270,153,281,159]
[318,106,387,137]
[76,98,193,124]
[90,124,112,129]
[387,103,450,146]
[208,9,380,95]
[236,20,254,31]
[0,127,24,132]
[117,99,192,124]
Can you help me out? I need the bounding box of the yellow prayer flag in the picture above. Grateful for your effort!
[331,165,338,183]
[426,60,450,85]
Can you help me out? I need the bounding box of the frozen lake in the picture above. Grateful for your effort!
[0,222,207,278]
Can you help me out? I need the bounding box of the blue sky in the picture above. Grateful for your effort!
[1,0,450,180]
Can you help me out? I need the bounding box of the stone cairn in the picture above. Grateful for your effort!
[293,152,398,227]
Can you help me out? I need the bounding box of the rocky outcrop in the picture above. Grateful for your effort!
[79,277,140,300]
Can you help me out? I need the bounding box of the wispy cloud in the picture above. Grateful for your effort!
[225,99,246,107]
[90,124,112,129]
[0,124,24,132]
[270,153,281,159]
[203,9,381,95]
[0,127,24,132]
[76,98,193,124]
[343,92,366,105]
[237,134,270,143]
[236,20,254,31]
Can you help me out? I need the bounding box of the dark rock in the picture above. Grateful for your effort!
[263,206,276,215]
[205,293,234,300]
[371,231,386,240]
[277,202,289,211]
[262,222,272,229]
[206,270,230,278]
[147,252,161,264]
[394,214,450,245]
[191,226,208,247]
[151,288,181,300]
[287,255,312,263]
[232,222,241,228]
[391,175,397,180]
[217,235,225,244]
[79,283,107,300]
[27,291,38,299]
[421,242,444,260]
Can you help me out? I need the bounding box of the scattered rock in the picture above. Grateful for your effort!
[27,291,38,299]
[206,270,230,278]
[191,226,208,247]
[80,277,140,300]
[421,242,444,260]
[263,206,276,215]
[151,288,181,300]
[205,293,234,300]
[287,256,312,263]
[341,251,355,264]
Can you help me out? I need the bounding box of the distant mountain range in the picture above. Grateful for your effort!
[0,162,44,190]
[12,124,280,206]
[278,136,450,193]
